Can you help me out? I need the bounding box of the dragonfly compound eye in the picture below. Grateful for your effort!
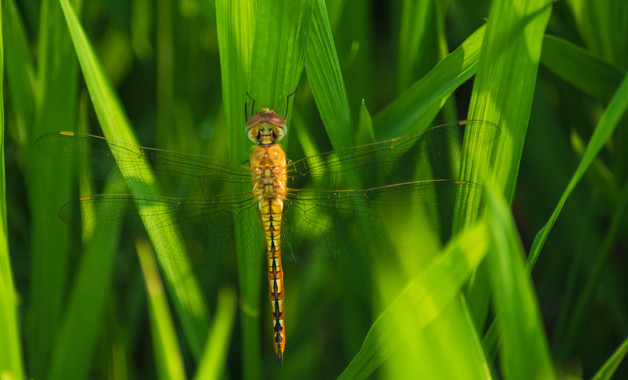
[246,108,287,144]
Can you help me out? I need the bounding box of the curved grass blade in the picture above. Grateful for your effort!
[194,287,238,380]
[338,223,490,379]
[461,0,552,344]
[374,24,486,139]
[137,240,186,380]
[305,0,352,149]
[591,336,628,380]
[484,184,555,380]
[59,0,209,358]
[0,2,25,376]
[464,0,553,199]
[47,176,125,380]
[541,35,624,103]
[528,72,628,269]
[4,0,35,144]
[26,1,77,376]
[248,0,312,116]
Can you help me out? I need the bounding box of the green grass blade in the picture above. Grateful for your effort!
[3,0,35,144]
[591,336,628,380]
[248,0,311,115]
[58,0,209,358]
[0,1,25,375]
[355,99,375,145]
[26,1,77,376]
[373,25,485,139]
[541,35,624,102]
[465,0,552,198]
[484,184,554,380]
[461,0,552,341]
[396,0,443,94]
[47,164,124,380]
[305,0,352,149]
[551,160,628,359]
[215,0,261,375]
[528,72,628,269]
[137,240,186,380]
[194,287,238,380]
[338,223,490,379]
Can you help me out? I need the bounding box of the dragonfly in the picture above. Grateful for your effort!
[37,106,496,365]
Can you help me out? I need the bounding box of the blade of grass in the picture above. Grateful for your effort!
[47,99,124,380]
[555,177,628,358]
[59,0,210,358]
[528,72,628,269]
[591,336,628,380]
[461,0,552,342]
[0,1,25,375]
[156,0,174,148]
[373,24,486,139]
[484,183,554,380]
[137,240,186,380]
[194,287,238,380]
[248,0,311,116]
[396,0,442,94]
[215,0,261,375]
[338,223,490,379]
[305,0,352,149]
[541,35,624,103]
[26,1,78,376]
[464,0,553,198]
[4,0,35,145]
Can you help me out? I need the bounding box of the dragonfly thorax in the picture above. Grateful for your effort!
[250,144,288,202]
[246,108,287,144]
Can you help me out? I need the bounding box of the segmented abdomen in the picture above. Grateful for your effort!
[260,198,285,364]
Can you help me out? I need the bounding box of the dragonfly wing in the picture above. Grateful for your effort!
[286,120,499,190]
[36,132,253,197]
[282,180,483,262]
[60,192,266,266]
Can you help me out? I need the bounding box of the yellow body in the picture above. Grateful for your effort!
[249,119,288,364]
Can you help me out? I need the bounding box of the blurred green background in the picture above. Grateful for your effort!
[2,0,628,379]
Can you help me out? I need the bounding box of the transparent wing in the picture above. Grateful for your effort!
[41,120,495,265]
[36,132,253,197]
[286,120,498,190]
[281,180,483,262]
[60,191,266,266]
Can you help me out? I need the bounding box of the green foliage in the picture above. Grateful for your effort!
[3,0,628,379]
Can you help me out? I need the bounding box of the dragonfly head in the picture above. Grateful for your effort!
[246,108,287,145]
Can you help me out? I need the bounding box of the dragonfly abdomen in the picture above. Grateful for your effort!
[251,142,288,365]
[260,198,286,365]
